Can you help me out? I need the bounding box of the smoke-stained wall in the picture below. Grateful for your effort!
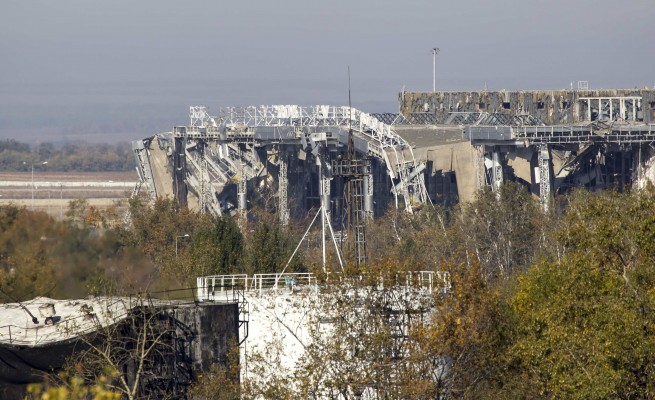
[400,89,655,125]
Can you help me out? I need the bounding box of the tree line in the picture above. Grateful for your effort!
[0,139,136,172]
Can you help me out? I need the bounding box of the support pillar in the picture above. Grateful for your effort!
[200,157,208,213]
[199,142,209,214]
[237,175,247,214]
[538,144,552,211]
[278,152,289,226]
[491,148,504,193]
[363,172,373,219]
[320,171,331,218]
[587,99,592,121]
[173,137,188,207]
[319,157,331,270]
[473,145,486,189]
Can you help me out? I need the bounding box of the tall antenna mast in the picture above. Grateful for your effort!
[348,66,354,159]
[333,66,369,268]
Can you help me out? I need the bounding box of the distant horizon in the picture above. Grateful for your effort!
[2,81,654,145]
[3,0,653,143]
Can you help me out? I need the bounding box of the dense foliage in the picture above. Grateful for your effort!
[0,194,304,301]
[3,182,655,398]
[239,184,655,399]
[401,185,655,399]
[0,139,135,171]
[0,201,153,300]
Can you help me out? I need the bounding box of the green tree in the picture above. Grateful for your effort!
[0,203,155,300]
[127,196,200,283]
[188,214,244,276]
[458,183,541,281]
[243,212,303,275]
[494,189,655,399]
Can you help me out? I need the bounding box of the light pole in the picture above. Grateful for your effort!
[432,47,440,92]
[175,234,190,258]
[24,161,48,210]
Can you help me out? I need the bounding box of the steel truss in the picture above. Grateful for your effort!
[333,158,371,266]
[170,105,428,217]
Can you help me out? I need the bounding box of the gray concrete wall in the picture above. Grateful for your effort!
[172,302,239,374]
[400,89,655,125]
[418,141,477,204]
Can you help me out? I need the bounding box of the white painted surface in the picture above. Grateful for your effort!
[241,288,319,383]
[0,296,129,346]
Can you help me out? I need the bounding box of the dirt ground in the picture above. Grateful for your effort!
[0,171,137,219]
[0,171,138,182]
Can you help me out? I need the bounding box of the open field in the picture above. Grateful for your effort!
[0,171,138,218]
[0,171,138,182]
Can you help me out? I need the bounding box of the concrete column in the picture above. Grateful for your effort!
[609,99,613,121]
[237,175,247,214]
[473,145,486,189]
[587,100,592,121]
[278,152,289,226]
[538,144,552,211]
[173,137,188,206]
[491,148,504,193]
[363,172,373,219]
[318,157,332,270]
[199,155,208,214]
[319,160,331,219]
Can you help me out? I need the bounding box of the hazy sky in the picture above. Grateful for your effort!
[1,0,653,142]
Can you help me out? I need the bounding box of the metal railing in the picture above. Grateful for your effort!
[196,271,451,300]
[196,273,316,299]
[251,273,316,294]
[467,123,655,145]
[196,274,249,299]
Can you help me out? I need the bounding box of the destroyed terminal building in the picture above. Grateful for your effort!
[3,85,654,399]
[133,86,655,219]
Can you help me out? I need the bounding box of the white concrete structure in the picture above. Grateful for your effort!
[197,271,449,390]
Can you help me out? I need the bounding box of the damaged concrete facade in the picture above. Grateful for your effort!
[399,89,655,207]
[132,89,655,223]
[400,89,655,125]
[134,106,430,229]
